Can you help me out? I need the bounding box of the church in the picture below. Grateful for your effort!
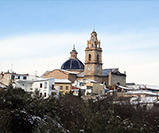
[44,30,126,87]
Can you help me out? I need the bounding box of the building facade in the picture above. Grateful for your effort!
[15,77,59,98]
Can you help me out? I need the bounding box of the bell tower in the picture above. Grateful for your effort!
[84,30,103,83]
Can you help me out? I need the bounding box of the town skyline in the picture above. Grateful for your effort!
[0,0,159,86]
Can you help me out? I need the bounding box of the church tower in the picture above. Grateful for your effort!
[84,30,103,83]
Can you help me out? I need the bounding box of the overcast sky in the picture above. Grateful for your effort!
[0,0,159,86]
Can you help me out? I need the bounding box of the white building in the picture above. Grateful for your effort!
[15,77,59,98]
[72,79,98,96]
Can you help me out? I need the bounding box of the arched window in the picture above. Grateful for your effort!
[97,54,99,62]
[92,36,93,41]
[89,54,91,61]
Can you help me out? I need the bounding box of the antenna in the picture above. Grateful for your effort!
[93,24,95,31]
[11,63,13,73]
[35,70,37,76]
[73,44,75,50]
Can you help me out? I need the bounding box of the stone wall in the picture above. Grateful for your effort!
[109,72,126,86]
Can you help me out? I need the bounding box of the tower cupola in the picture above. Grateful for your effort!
[86,30,101,49]
[70,45,78,59]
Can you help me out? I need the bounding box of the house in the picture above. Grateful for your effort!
[15,77,59,98]
[55,79,72,95]
[0,71,36,86]
[72,79,104,96]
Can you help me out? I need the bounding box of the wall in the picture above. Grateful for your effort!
[0,73,11,86]
[68,74,76,83]
[55,83,71,95]
[93,83,104,95]
[102,76,109,86]
[44,69,76,83]
[109,72,126,86]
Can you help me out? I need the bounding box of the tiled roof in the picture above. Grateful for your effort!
[61,58,84,70]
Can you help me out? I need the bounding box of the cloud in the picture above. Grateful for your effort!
[0,31,158,86]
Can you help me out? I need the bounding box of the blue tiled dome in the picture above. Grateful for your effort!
[61,58,84,70]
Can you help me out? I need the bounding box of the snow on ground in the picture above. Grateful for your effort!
[130,97,157,104]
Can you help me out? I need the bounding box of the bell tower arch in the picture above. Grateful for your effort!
[84,30,103,83]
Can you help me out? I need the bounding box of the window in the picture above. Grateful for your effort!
[97,54,99,62]
[89,54,91,61]
[92,44,93,47]
[44,93,46,97]
[11,75,15,80]
[92,36,93,41]
[44,82,47,89]
[99,90,102,94]
[18,76,20,79]
[22,84,24,86]
[65,86,68,90]
[60,86,63,90]
[23,76,26,80]
[40,83,42,88]
[52,85,54,90]
[40,93,42,97]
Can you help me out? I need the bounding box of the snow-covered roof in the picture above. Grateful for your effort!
[142,85,159,91]
[125,90,158,96]
[16,77,55,83]
[33,78,54,82]
[85,79,97,83]
[102,69,110,76]
[118,85,131,90]
[80,79,97,83]
[59,69,77,75]
[15,79,33,83]
[127,84,159,91]
[77,71,84,77]
[107,90,117,93]
[55,79,71,84]
[126,85,140,89]
[102,68,126,76]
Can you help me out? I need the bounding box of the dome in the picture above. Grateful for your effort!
[61,58,84,70]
